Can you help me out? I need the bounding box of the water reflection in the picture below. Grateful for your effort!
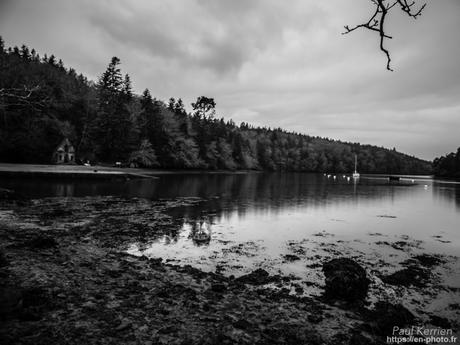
[191,218,212,245]
[432,181,460,210]
[3,173,460,286]
[2,172,460,213]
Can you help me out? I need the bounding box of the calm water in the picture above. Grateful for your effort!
[2,172,460,287]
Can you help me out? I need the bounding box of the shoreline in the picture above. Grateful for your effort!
[0,163,155,180]
[1,163,446,180]
[0,163,261,180]
[1,194,458,344]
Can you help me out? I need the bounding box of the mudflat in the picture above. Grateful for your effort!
[0,193,458,344]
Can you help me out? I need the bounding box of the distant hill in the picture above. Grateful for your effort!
[0,36,432,174]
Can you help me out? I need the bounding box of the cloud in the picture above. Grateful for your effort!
[0,0,459,160]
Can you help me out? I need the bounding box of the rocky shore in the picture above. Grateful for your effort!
[0,189,458,344]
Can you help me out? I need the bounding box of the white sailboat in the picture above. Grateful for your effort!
[352,154,360,178]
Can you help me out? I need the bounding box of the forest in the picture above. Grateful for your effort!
[433,148,460,178]
[0,37,432,174]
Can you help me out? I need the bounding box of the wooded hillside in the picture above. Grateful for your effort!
[0,37,432,174]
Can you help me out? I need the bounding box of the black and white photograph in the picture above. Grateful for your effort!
[0,0,459,344]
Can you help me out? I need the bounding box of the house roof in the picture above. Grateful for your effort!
[54,138,75,153]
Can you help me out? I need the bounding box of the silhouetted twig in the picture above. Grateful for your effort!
[343,0,426,71]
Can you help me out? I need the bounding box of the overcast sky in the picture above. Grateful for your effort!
[1,0,459,160]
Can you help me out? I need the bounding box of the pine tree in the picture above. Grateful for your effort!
[92,57,134,162]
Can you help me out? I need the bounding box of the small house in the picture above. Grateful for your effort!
[53,138,76,164]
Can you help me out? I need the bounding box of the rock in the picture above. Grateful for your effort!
[413,254,445,267]
[307,314,323,323]
[369,302,415,335]
[82,301,97,310]
[391,241,408,250]
[158,325,177,334]
[26,234,58,249]
[106,268,122,278]
[115,319,132,332]
[20,286,49,319]
[0,249,8,267]
[148,257,163,266]
[322,258,370,301]
[0,285,23,319]
[233,318,252,330]
[235,268,274,285]
[332,332,376,345]
[211,283,226,293]
[283,254,301,262]
[0,285,48,321]
[18,308,42,321]
[381,265,430,287]
[429,314,451,328]
[294,286,304,294]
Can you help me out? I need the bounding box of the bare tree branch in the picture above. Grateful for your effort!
[343,0,426,71]
[0,85,48,111]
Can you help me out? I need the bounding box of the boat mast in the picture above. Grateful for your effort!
[354,154,357,174]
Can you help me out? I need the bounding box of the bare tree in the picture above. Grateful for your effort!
[343,0,426,71]
[0,85,47,111]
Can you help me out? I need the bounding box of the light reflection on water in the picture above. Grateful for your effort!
[2,172,460,271]
[3,172,459,318]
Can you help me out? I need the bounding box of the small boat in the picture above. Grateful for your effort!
[352,154,360,178]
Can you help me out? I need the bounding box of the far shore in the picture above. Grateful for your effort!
[2,163,455,183]
[0,163,257,180]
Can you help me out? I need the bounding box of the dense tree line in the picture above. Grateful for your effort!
[0,38,432,174]
[433,148,460,178]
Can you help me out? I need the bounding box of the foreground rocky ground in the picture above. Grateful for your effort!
[0,190,458,344]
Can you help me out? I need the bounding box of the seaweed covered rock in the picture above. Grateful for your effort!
[412,254,445,267]
[381,265,430,287]
[0,285,23,320]
[26,234,58,249]
[369,302,415,335]
[0,248,8,268]
[322,258,370,301]
[235,268,272,285]
[283,254,301,262]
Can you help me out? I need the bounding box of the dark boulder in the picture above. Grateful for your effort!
[381,265,430,287]
[211,283,227,293]
[233,318,252,330]
[235,268,272,285]
[0,249,8,267]
[0,285,50,321]
[0,285,23,320]
[369,302,415,335]
[413,254,445,267]
[26,234,58,249]
[322,258,370,301]
[283,254,301,262]
[429,314,451,328]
